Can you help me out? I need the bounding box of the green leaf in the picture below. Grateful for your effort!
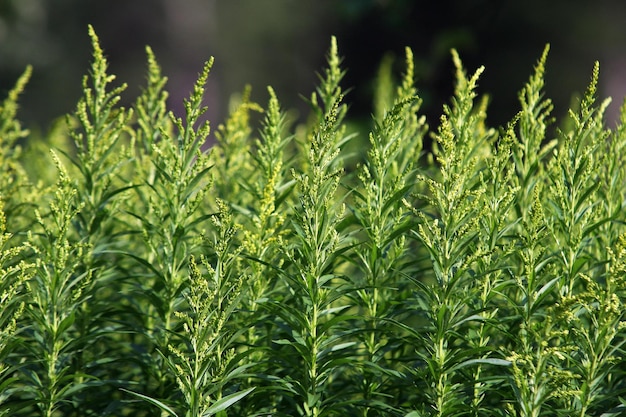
[449,358,512,373]
[202,387,255,416]
[532,276,559,310]
[120,388,179,417]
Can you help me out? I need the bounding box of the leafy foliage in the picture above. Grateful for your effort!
[0,28,625,417]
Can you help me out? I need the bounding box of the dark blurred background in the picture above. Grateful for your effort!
[2,0,626,133]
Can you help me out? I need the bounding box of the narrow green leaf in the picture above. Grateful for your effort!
[202,387,255,416]
[120,388,179,417]
[449,358,512,373]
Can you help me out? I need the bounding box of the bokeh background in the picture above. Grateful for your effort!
[2,0,626,133]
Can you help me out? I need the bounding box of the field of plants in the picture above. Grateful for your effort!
[1,27,625,416]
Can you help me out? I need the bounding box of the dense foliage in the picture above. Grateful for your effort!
[1,27,625,417]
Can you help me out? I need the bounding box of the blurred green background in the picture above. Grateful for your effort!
[2,0,626,132]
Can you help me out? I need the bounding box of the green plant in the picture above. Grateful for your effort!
[349,46,426,417]
[0,200,31,414]
[1,27,626,417]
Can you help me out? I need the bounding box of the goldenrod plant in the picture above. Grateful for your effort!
[1,27,625,417]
